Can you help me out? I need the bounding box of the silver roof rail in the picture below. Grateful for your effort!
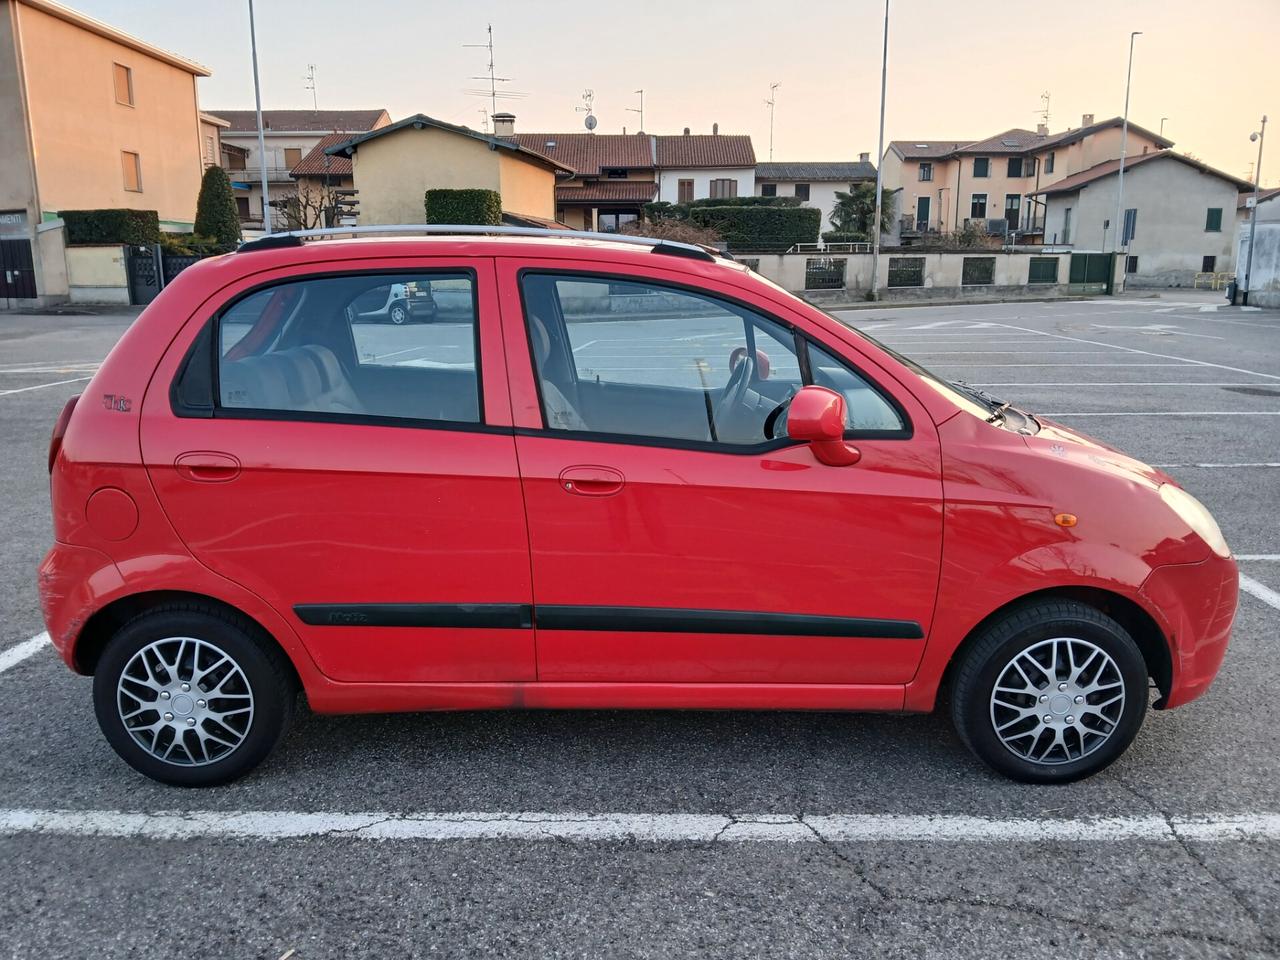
[237,223,725,262]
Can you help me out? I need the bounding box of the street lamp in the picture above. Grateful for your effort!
[869,0,889,302]
[1242,116,1267,306]
[1113,30,1141,292]
[248,0,271,235]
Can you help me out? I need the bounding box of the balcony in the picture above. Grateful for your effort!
[227,164,297,184]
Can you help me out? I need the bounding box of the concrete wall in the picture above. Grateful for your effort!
[34,218,67,296]
[65,244,128,303]
[656,167,754,204]
[1236,221,1280,308]
[1042,156,1239,286]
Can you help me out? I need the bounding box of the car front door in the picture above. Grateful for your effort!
[142,259,535,684]
[498,259,943,687]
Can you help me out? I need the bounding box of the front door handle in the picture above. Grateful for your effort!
[559,465,624,497]
[175,451,241,483]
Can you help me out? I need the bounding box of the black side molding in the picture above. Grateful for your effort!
[536,606,924,639]
[294,603,532,629]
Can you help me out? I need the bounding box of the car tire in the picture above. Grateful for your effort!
[93,603,296,787]
[950,599,1149,784]
[388,301,410,325]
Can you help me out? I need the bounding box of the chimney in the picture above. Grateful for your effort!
[1036,123,1048,136]
[712,122,719,135]
[1081,113,1094,127]
[859,151,870,163]
[683,127,690,136]
[491,112,516,136]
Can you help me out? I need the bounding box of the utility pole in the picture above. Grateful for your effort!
[869,0,889,302]
[248,0,271,235]
[765,82,780,161]
[1243,115,1267,306]
[1113,30,1141,292]
[627,89,644,131]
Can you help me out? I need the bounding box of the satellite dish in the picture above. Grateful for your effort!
[584,114,597,131]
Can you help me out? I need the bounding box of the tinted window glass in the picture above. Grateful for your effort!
[217,273,479,424]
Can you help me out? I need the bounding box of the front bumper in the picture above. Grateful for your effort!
[1140,552,1238,709]
[37,541,125,672]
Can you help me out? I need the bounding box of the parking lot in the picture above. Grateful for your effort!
[2,291,1279,959]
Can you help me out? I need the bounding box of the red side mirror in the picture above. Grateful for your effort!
[786,386,861,466]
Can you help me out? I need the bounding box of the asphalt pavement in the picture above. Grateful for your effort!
[1,290,1279,959]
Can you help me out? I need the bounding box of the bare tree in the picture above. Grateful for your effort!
[269,181,344,231]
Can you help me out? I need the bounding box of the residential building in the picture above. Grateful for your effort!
[286,132,357,228]
[206,108,390,230]
[0,0,210,302]
[326,113,570,226]
[882,115,1172,241]
[755,157,877,233]
[1036,151,1252,286]
[198,111,228,170]
[1234,187,1280,282]
[655,130,756,206]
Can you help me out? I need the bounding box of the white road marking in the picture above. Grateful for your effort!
[927,363,1193,368]
[974,383,1276,388]
[908,350,1115,356]
[1237,555,1280,561]
[0,365,100,374]
[0,377,93,396]
[1151,463,1280,468]
[571,339,599,353]
[1,808,1278,843]
[1240,575,1280,612]
[0,633,51,674]
[1047,411,1280,417]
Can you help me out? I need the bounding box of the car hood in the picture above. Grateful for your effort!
[1024,415,1178,489]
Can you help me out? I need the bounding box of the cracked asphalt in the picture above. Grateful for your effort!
[2,292,1279,959]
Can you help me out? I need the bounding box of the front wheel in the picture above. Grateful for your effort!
[93,604,295,786]
[387,301,410,325]
[950,600,1149,784]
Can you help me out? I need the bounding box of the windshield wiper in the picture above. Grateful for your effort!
[951,379,1011,425]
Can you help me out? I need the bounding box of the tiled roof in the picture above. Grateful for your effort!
[291,133,355,177]
[1039,117,1172,152]
[555,181,659,203]
[956,128,1044,155]
[755,161,876,181]
[207,109,389,133]
[1239,186,1280,210]
[892,118,1174,163]
[326,115,572,175]
[889,140,968,160]
[1035,150,1254,196]
[655,134,755,168]
[508,134,652,177]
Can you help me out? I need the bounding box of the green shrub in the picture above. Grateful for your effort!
[686,195,802,209]
[159,232,231,256]
[193,166,242,248]
[62,209,160,246]
[688,205,820,251]
[821,231,867,244]
[424,188,502,225]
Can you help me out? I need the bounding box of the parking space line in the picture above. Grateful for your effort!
[1150,463,1280,468]
[0,377,93,397]
[1240,576,1280,612]
[974,383,1274,388]
[0,633,50,674]
[1237,555,1280,561]
[1,808,1277,843]
[1046,412,1280,417]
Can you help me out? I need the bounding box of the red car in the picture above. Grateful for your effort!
[38,228,1237,787]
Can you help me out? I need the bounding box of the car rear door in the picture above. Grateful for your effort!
[141,257,535,684]
[497,257,943,688]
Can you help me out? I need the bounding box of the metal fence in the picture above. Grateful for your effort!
[961,257,995,286]
[804,257,847,290]
[887,256,925,288]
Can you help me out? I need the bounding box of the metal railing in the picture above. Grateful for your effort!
[1193,271,1235,290]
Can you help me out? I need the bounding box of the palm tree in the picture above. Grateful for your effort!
[829,184,893,237]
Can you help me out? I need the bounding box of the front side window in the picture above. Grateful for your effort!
[210,272,480,425]
[519,273,903,446]
[973,157,990,178]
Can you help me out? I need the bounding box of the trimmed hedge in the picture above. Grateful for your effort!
[689,205,820,251]
[821,231,868,244]
[424,188,502,225]
[62,208,160,246]
[687,195,802,209]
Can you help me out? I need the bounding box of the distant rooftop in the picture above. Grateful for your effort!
[756,161,876,181]
[207,109,390,133]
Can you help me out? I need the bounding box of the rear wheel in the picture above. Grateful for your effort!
[93,604,295,786]
[388,301,410,325]
[950,600,1149,783]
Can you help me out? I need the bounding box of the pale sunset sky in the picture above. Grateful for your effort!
[78,0,1278,185]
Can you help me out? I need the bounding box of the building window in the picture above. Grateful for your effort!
[1025,157,1037,177]
[227,150,246,171]
[1004,194,1021,226]
[973,157,990,178]
[962,257,996,286]
[1028,256,1059,284]
[1205,207,1223,232]
[604,168,627,179]
[794,183,810,201]
[677,179,694,203]
[887,257,925,288]
[1045,151,1055,174]
[235,197,251,221]
[1202,255,1217,273]
[121,151,142,192]
[113,63,133,106]
[1125,255,1139,274]
[970,193,987,218]
[759,183,777,197]
[1122,207,1137,245]
[710,178,738,199]
[283,147,303,169]
[918,162,933,182]
[1062,207,1072,244]
[1007,157,1023,177]
[204,135,215,162]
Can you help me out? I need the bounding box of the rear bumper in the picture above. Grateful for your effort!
[1140,553,1238,709]
[37,541,124,672]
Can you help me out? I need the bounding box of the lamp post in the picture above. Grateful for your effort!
[869,0,889,302]
[1113,30,1141,292]
[248,0,271,235]
[1242,115,1267,306]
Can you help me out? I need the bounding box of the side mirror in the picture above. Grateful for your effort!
[787,385,862,466]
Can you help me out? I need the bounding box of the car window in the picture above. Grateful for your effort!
[216,272,480,424]
[807,341,906,433]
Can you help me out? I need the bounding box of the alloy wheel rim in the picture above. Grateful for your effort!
[989,636,1125,765]
[116,637,254,767]
[390,305,407,324]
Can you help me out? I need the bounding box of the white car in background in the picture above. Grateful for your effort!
[348,282,437,324]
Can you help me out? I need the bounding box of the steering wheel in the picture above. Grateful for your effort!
[713,353,756,436]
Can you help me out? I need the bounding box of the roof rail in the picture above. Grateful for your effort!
[237,224,724,262]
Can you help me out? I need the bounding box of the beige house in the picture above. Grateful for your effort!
[0,0,210,302]
[327,114,569,226]
[882,115,1172,241]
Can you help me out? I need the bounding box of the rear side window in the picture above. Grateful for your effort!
[201,272,481,425]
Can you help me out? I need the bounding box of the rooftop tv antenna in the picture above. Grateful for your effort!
[764,82,781,161]
[1038,91,1051,128]
[627,89,644,131]
[478,107,490,133]
[464,24,527,116]
[577,89,597,132]
[303,63,317,111]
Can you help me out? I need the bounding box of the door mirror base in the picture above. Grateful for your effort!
[787,385,862,467]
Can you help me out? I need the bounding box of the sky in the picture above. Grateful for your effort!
[78,0,1278,185]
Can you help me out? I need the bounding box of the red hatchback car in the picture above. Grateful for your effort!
[39,228,1238,786]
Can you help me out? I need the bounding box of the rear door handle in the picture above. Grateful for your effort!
[175,451,241,483]
[559,465,624,497]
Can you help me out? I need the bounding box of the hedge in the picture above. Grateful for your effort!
[821,231,868,244]
[689,205,820,251]
[686,195,802,209]
[424,188,502,225]
[193,166,242,248]
[62,209,161,246]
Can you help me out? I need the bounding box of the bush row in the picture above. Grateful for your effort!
[687,205,821,251]
[62,209,160,246]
